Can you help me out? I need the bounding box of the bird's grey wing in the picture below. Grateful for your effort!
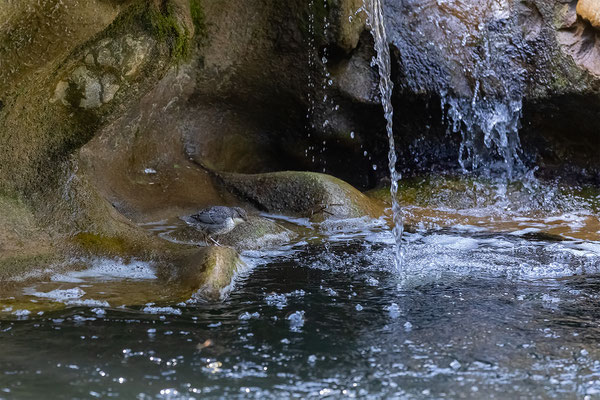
[192,208,225,224]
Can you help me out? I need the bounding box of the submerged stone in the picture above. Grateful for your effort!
[173,246,246,301]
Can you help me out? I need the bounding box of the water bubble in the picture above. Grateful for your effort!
[287,311,305,332]
[265,293,287,310]
[365,276,379,286]
[385,303,401,319]
[239,312,260,320]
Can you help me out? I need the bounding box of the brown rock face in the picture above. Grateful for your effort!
[577,0,600,28]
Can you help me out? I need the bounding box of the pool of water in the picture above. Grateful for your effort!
[2,217,600,399]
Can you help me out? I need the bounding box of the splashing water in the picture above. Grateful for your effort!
[440,31,527,180]
[381,1,536,181]
[362,0,404,276]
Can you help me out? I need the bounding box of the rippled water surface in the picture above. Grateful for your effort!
[2,212,600,399]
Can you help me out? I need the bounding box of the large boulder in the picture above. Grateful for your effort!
[212,170,385,220]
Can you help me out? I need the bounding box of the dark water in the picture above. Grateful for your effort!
[2,230,600,399]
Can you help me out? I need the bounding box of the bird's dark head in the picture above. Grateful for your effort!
[233,207,248,222]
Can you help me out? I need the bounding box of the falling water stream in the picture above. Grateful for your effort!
[363,0,405,275]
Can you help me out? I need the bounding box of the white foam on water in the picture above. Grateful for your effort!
[51,259,156,282]
[265,293,288,310]
[67,299,110,308]
[423,235,480,250]
[24,287,85,301]
[142,306,182,316]
[509,227,541,236]
[572,242,600,254]
[12,310,31,317]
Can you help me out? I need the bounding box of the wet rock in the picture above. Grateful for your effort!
[334,0,367,52]
[331,40,379,105]
[214,170,384,221]
[558,2,600,77]
[219,216,295,250]
[51,34,155,109]
[366,0,600,180]
[174,246,246,301]
[170,215,294,251]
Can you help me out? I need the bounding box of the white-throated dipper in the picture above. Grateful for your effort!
[189,206,248,245]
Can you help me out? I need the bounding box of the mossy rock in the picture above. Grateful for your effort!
[71,233,142,258]
[214,170,384,221]
[171,246,246,301]
[0,253,61,285]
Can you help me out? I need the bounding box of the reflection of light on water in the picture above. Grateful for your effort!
[206,360,222,374]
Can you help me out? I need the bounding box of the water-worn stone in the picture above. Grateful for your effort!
[214,170,384,221]
[174,246,246,301]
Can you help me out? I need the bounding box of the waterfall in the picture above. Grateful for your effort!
[362,0,405,275]
[440,30,528,180]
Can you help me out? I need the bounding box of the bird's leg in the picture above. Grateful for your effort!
[209,236,221,246]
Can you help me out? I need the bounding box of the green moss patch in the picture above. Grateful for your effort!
[147,1,191,62]
[72,232,139,257]
[190,0,206,39]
